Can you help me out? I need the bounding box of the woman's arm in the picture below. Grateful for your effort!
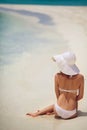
[54,74,60,99]
[77,75,84,101]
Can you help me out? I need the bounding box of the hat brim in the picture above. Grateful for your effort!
[60,64,80,76]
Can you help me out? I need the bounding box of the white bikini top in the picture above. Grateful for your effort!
[59,87,79,95]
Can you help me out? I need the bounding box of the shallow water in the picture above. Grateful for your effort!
[0,8,69,66]
[0,11,40,65]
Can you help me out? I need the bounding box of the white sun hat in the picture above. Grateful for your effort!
[53,52,80,76]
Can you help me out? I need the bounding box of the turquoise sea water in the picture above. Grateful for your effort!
[0,0,87,6]
[0,10,50,65]
[0,7,67,66]
[0,8,60,66]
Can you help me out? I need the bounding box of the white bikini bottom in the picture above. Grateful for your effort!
[55,103,76,119]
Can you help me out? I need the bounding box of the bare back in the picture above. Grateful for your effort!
[55,73,84,111]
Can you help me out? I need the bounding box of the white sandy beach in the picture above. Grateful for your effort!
[0,4,87,130]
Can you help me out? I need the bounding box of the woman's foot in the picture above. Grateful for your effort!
[26,112,39,117]
[26,110,40,117]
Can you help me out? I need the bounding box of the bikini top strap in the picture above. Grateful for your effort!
[59,87,79,95]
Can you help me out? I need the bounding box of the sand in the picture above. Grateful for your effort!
[0,4,87,130]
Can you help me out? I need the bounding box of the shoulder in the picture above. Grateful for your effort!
[55,73,61,77]
[76,74,84,83]
[54,73,62,81]
[77,74,84,79]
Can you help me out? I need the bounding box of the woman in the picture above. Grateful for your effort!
[26,52,84,119]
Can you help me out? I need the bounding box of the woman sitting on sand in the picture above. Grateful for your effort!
[26,52,84,119]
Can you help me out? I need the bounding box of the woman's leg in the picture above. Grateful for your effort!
[26,104,55,117]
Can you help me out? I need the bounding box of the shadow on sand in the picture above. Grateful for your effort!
[78,110,87,117]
